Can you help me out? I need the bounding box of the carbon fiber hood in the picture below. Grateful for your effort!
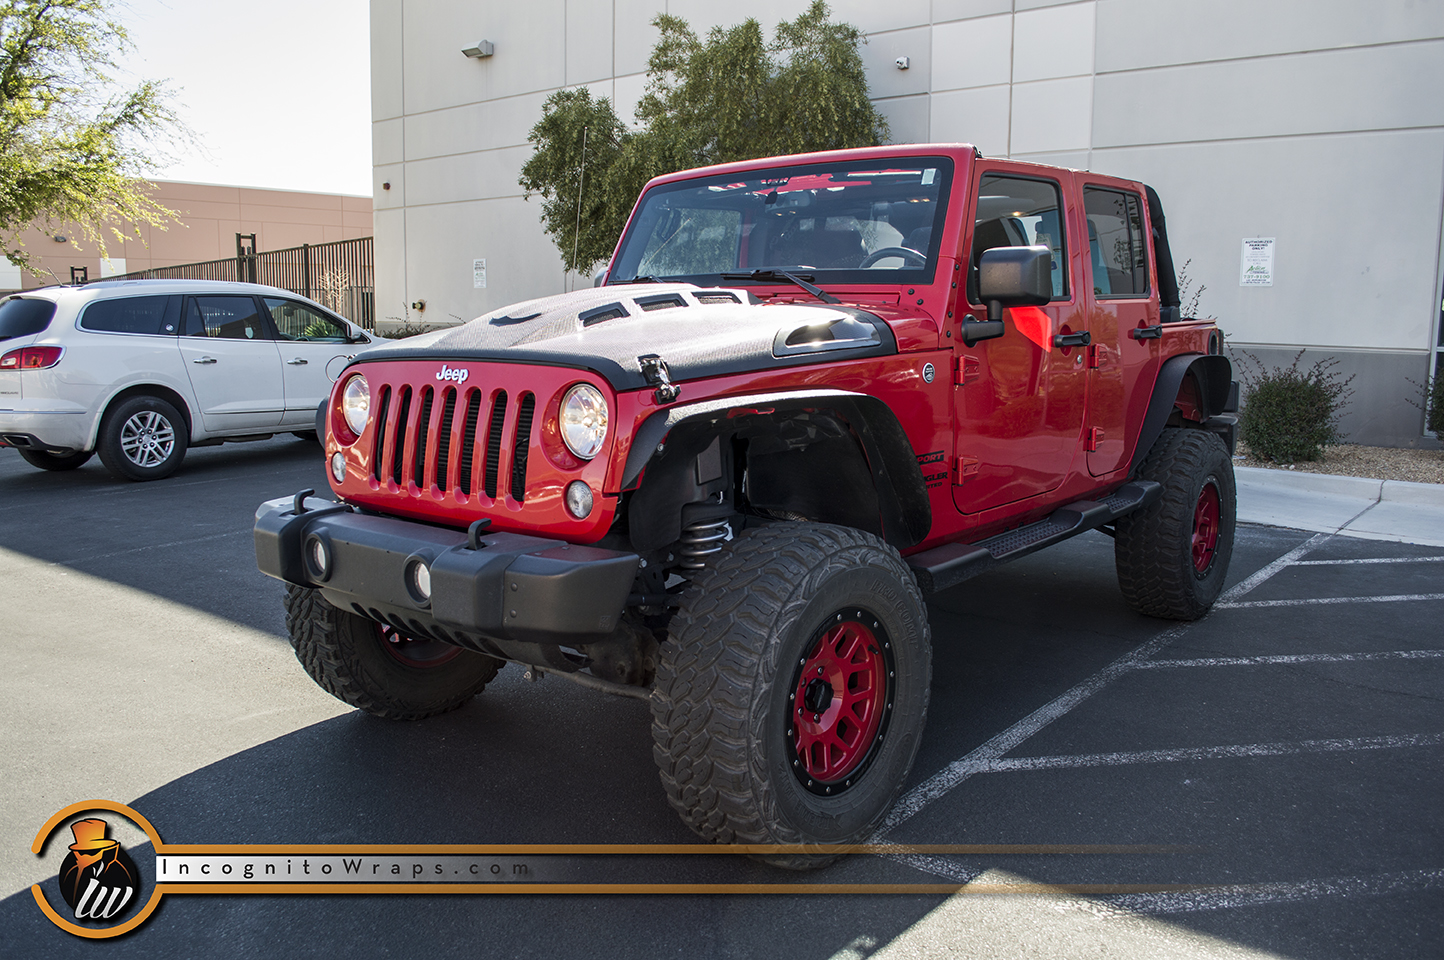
[359,283,896,390]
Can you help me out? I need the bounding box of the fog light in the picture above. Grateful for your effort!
[411,561,432,601]
[307,535,332,580]
[330,452,346,483]
[565,481,593,519]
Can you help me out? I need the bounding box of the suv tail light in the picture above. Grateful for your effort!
[0,345,64,370]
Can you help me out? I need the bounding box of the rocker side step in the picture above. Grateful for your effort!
[906,481,1162,596]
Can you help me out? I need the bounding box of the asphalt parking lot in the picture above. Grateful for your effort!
[2,439,1440,959]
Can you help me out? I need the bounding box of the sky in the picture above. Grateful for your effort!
[114,0,372,196]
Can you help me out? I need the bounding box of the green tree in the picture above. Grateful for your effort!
[519,1,888,275]
[1,0,179,272]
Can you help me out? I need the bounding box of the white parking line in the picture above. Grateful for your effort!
[1058,867,1444,918]
[1218,593,1444,609]
[882,535,1331,835]
[1292,556,1444,565]
[1135,650,1444,668]
[977,733,1444,773]
[48,530,249,567]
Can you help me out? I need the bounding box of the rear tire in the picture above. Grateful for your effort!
[97,395,188,481]
[651,523,931,868]
[17,448,93,471]
[1115,428,1236,620]
[284,585,504,720]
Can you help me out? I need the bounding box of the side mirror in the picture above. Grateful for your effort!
[978,245,1052,321]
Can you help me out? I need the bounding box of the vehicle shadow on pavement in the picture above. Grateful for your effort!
[2,688,949,959]
[0,438,330,637]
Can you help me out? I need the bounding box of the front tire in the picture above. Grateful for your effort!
[1115,427,1236,620]
[651,523,931,868]
[284,585,503,720]
[17,448,93,471]
[97,395,188,481]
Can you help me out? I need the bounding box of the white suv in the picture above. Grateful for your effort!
[0,279,372,481]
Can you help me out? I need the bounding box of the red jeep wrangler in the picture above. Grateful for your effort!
[256,144,1237,863]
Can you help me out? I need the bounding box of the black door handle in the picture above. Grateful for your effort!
[1052,331,1091,348]
[1130,325,1163,340]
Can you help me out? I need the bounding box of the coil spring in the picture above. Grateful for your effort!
[677,518,733,570]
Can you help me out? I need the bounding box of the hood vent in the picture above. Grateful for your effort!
[579,302,630,327]
[636,293,688,311]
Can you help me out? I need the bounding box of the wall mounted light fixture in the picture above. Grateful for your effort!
[462,41,494,58]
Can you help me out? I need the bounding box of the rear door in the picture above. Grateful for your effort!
[1080,181,1159,476]
[177,295,285,432]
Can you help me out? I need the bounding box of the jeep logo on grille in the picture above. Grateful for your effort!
[436,364,470,383]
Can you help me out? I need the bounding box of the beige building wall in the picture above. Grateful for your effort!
[373,0,1444,445]
[1,180,372,292]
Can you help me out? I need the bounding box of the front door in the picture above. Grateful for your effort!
[952,166,1087,515]
[178,295,285,432]
[262,297,364,427]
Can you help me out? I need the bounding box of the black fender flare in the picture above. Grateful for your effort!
[1132,353,1234,474]
[620,389,931,550]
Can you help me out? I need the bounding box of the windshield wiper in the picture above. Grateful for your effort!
[720,269,840,305]
[619,275,661,283]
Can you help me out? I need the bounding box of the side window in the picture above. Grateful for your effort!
[265,298,349,342]
[971,175,1068,302]
[1083,187,1149,298]
[79,295,180,335]
[184,296,269,340]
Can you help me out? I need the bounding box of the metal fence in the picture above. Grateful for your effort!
[103,236,376,331]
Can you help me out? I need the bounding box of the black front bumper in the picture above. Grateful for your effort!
[254,495,640,654]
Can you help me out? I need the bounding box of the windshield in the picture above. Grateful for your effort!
[609,157,954,287]
[0,297,56,341]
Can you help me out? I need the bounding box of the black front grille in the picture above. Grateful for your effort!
[412,387,434,486]
[434,388,456,487]
[361,378,536,502]
[457,391,481,495]
[483,391,508,499]
[390,387,411,484]
[511,393,535,503]
[371,386,391,482]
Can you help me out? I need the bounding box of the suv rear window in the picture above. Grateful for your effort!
[0,297,56,341]
[80,295,181,335]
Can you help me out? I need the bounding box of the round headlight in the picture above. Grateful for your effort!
[341,374,370,437]
[559,383,608,460]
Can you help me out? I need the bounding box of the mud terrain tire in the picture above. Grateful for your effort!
[284,585,503,719]
[1115,427,1236,620]
[651,523,931,868]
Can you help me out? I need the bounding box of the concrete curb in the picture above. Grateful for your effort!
[1235,465,1444,547]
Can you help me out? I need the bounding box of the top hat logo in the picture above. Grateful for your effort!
[58,819,139,923]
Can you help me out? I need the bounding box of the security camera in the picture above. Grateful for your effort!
[895,56,910,70]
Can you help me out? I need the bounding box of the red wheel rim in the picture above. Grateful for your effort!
[789,613,891,793]
[379,623,462,668]
[1192,480,1221,574]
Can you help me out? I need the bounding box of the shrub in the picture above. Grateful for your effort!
[1236,350,1354,462]
[1408,372,1444,436]
[378,320,433,340]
